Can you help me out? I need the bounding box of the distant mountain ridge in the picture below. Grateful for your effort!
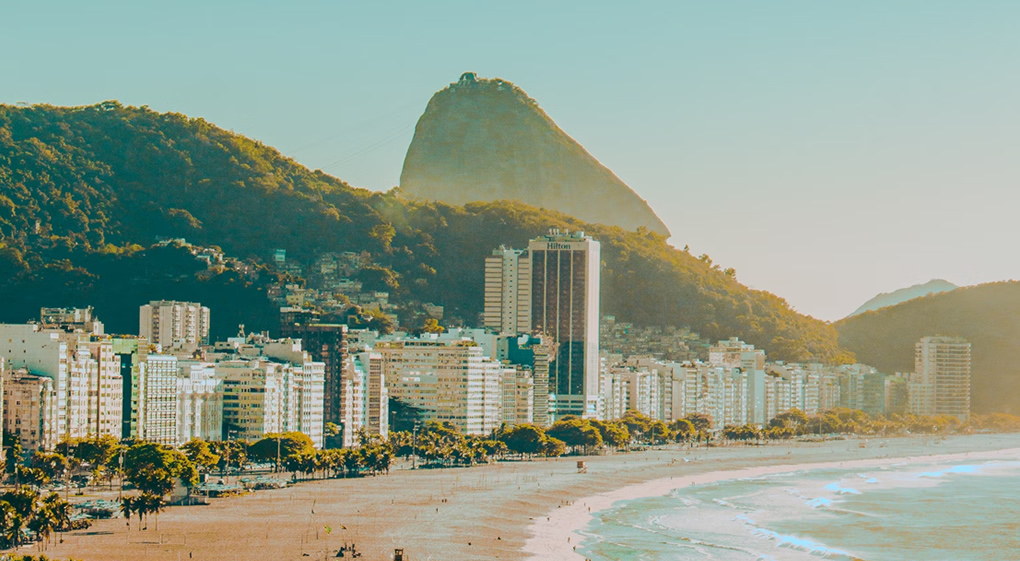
[836,281,1020,414]
[848,279,959,317]
[399,73,670,237]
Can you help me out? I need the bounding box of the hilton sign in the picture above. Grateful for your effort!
[545,242,574,250]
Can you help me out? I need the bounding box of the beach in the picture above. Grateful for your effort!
[32,433,1020,561]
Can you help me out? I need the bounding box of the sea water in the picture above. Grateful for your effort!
[578,451,1020,560]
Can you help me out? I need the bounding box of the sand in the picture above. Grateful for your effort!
[28,433,1020,561]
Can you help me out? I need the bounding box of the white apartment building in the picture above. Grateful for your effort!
[0,323,120,443]
[176,360,223,444]
[484,247,532,334]
[217,357,325,447]
[708,338,766,424]
[379,338,504,435]
[137,354,179,445]
[139,300,210,353]
[915,336,971,420]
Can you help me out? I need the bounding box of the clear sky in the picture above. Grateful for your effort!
[3,1,1019,321]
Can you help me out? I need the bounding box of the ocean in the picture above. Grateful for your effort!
[578,446,1020,561]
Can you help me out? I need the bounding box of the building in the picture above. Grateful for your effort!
[280,314,349,430]
[378,337,504,435]
[3,368,58,451]
[527,229,601,419]
[484,247,532,334]
[708,338,766,424]
[139,301,210,353]
[176,360,223,444]
[136,354,180,445]
[915,336,971,420]
[40,307,104,335]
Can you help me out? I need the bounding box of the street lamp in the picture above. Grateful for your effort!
[118,449,125,501]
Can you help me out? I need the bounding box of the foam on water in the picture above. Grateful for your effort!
[579,449,1020,561]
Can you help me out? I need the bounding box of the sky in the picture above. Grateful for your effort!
[3,1,1019,321]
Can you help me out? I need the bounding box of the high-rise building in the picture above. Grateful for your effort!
[137,354,179,445]
[139,301,210,353]
[3,368,58,451]
[378,338,504,435]
[484,247,532,334]
[527,229,600,419]
[280,317,348,429]
[915,336,971,420]
[708,338,766,424]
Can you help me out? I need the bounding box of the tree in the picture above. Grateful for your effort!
[30,452,68,484]
[181,439,220,472]
[419,318,443,334]
[123,443,198,498]
[499,424,547,457]
[669,419,696,443]
[620,410,652,441]
[540,437,566,457]
[647,421,672,445]
[684,413,713,434]
[547,419,603,454]
[249,432,315,471]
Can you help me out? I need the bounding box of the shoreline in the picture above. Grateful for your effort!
[524,436,1020,561]
[32,433,1020,561]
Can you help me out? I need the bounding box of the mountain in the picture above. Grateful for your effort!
[399,73,670,237]
[0,101,849,364]
[848,279,958,317]
[836,282,1020,414]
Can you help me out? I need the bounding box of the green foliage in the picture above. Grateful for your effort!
[837,281,1020,414]
[181,438,220,472]
[546,419,603,452]
[249,432,315,469]
[123,443,198,497]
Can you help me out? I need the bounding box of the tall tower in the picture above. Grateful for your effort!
[484,247,532,334]
[528,229,600,419]
[280,312,349,428]
[915,336,971,421]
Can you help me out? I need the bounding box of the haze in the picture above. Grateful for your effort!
[3,0,1018,320]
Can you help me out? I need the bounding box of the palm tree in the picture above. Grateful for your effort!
[120,496,135,530]
[47,495,73,544]
[29,504,56,550]
[0,502,26,549]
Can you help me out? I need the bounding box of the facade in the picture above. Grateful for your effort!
[139,300,210,353]
[137,354,179,445]
[279,319,348,429]
[379,338,504,435]
[527,229,600,419]
[0,323,119,443]
[914,336,971,420]
[483,247,532,334]
[708,338,766,424]
[176,361,223,444]
[2,369,58,451]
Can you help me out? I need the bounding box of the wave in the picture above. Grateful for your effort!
[917,464,980,478]
[823,482,862,495]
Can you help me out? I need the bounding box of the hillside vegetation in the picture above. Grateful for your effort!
[0,102,849,363]
[836,282,1020,414]
[400,74,670,236]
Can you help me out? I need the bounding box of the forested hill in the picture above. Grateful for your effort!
[836,282,1020,414]
[0,102,850,363]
